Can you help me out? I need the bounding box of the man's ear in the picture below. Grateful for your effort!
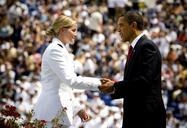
[131,21,138,29]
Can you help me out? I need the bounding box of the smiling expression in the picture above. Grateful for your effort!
[60,24,77,44]
[117,16,134,42]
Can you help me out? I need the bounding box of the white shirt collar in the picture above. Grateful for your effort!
[130,32,145,48]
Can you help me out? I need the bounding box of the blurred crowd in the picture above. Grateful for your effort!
[0,0,187,127]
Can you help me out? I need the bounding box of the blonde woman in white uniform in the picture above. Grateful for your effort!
[33,15,102,127]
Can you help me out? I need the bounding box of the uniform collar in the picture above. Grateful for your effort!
[52,37,66,48]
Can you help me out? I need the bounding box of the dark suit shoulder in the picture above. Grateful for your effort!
[134,36,155,50]
[141,38,154,46]
[140,38,162,61]
[140,38,159,51]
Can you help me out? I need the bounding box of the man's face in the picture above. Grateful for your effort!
[117,17,133,42]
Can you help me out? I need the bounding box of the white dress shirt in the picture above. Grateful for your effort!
[131,32,145,48]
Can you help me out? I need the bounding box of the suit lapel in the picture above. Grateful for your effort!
[124,35,147,79]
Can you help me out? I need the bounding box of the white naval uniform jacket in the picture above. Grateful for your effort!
[33,38,101,127]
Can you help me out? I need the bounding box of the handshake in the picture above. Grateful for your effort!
[98,78,115,94]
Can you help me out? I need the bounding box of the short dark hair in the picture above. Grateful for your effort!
[122,11,144,30]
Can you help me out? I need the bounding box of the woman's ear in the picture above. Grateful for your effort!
[59,28,66,35]
[60,28,64,33]
[61,28,68,34]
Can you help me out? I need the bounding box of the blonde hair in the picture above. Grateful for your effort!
[46,15,76,36]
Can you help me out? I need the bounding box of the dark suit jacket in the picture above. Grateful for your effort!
[111,35,166,128]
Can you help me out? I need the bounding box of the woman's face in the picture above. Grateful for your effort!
[60,24,77,44]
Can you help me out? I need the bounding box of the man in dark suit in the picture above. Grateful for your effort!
[99,11,166,128]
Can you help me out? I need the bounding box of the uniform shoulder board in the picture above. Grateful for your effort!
[57,44,63,48]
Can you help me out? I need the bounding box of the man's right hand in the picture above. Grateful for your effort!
[99,78,115,93]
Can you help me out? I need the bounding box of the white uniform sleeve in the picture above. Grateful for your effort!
[47,48,101,91]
